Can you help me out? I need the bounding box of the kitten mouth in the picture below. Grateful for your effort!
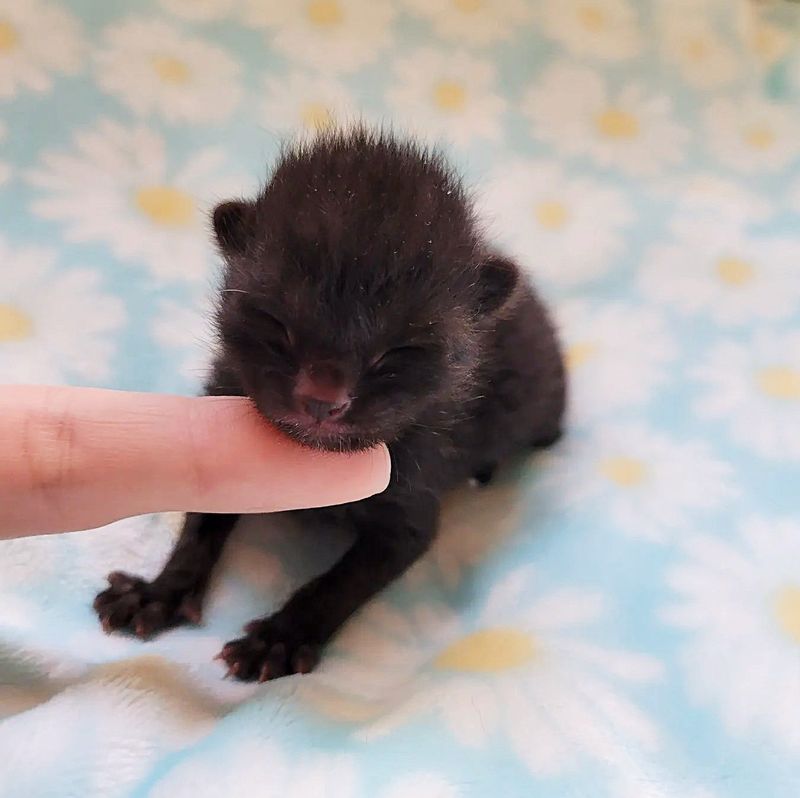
[269,414,375,453]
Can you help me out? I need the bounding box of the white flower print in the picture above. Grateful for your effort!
[478,159,633,286]
[0,0,83,99]
[524,62,689,176]
[27,119,248,283]
[639,223,800,326]
[0,236,124,385]
[401,0,532,47]
[311,570,662,778]
[663,516,800,753]
[555,299,677,424]
[261,71,357,137]
[94,17,242,124]
[539,0,642,62]
[692,330,800,462]
[540,423,735,542]
[387,48,506,146]
[704,97,799,174]
[244,0,396,73]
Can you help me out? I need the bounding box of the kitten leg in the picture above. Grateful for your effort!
[94,512,237,639]
[217,495,438,681]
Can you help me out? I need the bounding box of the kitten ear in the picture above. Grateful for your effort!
[477,256,518,314]
[212,200,255,256]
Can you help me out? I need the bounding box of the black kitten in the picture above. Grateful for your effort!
[94,128,566,681]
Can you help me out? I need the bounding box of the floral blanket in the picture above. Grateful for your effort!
[1,1,799,796]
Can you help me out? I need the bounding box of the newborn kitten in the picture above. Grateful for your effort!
[94,128,566,682]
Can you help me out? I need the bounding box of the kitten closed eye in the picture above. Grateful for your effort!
[367,346,428,376]
[232,301,294,353]
[260,313,293,348]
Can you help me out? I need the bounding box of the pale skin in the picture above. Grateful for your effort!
[0,385,391,540]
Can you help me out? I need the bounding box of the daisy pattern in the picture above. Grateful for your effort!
[150,741,466,798]
[639,224,800,326]
[314,569,662,778]
[524,62,688,176]
[541,423,735,542]
[539,0,642,61]
[555,299,677,424]
[660,14,738,89]
[383,773,462,798]
[65,514,180,595]
[262,71,357,137]
[151,292,216,384]
[478,159,633,285]
[0,533,58,590]
[692,330,800,461]
[662,516,800,753]
[790,178,800,217]
[1,662,218,798]
[0,121,9,186]
[407,477,525,590]
[0,237,124,385]
[739,10,792,68]
[401,0,532,47]
[27,119,247,283]
[0,0,83,99]
[244,0,395,73]
[158,0,237,22]
[704,97,799,174]
[387,49,505,146]
[656,173,773,230]
[149,738,358,797]
[94,18,241,124]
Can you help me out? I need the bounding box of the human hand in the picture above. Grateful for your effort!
[0,385,390,539]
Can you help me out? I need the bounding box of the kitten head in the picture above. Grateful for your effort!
[213,129,517,452]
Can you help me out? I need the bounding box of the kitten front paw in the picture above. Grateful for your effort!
[93,571,202,639]
[217,616,321,682]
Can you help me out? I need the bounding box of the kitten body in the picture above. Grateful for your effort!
[94,129,565,680]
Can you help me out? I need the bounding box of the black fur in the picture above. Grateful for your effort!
[94,128,566,681]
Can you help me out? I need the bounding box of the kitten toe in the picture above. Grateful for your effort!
[218,618,321,682]
[93,571,200,639]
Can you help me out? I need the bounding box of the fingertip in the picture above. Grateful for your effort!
[369,443,392,496]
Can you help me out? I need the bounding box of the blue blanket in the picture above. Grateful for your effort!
[1,1,799,796]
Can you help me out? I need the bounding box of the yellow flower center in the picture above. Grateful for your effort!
[454,0,482,11]
[152,55,191,85]
[0,304,34,342]
[307,0,343,27]
[565,341,597,370]
[578,5,606,32]
[0,20,18,51]
[595,108,640,140]
[716,256,754,286]
[753,26,786,63]
[535,200,569,230]
[434,628,537,672]
[744,125,775,151]
[685,37,709,62]
[600,456,648,487]
[758,367,800,400]
[774,585,800,644]
[301,102,335,131]
[135,185,194,226]
[433,81,467,112]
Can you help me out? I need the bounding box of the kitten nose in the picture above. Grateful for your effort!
[294,369,351,423]
[300,395,351,422]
